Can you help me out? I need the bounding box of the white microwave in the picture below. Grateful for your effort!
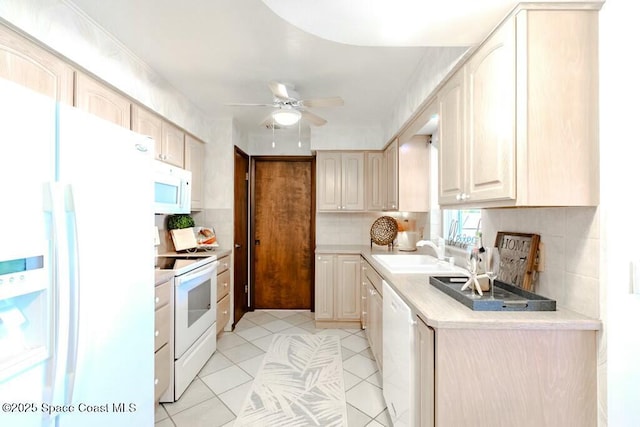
[154,161,192,214]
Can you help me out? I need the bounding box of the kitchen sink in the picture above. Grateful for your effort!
[371,254,462,274]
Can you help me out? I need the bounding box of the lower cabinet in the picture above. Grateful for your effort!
[315,254,361,327]
[216,255,231,334]
[361,258,383,371]
[416,317,435,427]
[154,278,172,403]
[417,320,597,426]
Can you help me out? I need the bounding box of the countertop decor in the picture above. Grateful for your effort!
[370,216,398,247]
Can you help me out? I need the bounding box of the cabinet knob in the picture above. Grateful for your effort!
[154,379,159,386]
[456,194,462,201]
[155,330,159,337]
[224,282,229,288]
[155,297,160,303]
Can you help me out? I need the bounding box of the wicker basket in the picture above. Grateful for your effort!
[370,216,398,246]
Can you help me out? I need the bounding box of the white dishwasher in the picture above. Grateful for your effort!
[383,280,416,426]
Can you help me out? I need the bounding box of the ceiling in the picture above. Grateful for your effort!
[66,0,522,139]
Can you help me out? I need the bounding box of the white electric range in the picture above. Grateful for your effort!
[156,252,218,402]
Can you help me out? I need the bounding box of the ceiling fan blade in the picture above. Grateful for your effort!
[268,81,293,100]
[301,110,327,126]
[300,97,344,108]
[225,103,274,107]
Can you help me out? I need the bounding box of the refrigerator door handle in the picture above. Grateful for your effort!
[41,182,72,422]
[63,184,80,405]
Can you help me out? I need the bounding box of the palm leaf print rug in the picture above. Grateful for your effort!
[234,334,347,426]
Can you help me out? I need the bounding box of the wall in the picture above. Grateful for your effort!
[317,211,428,246]
[599,1,640,426]
[0,0,239,251]
[481,208,600,317]
[0,0,212,143]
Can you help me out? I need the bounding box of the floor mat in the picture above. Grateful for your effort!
[234,334,347,426]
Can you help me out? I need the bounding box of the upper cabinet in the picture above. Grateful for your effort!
[383,101,432,212]
[131,104,163,150]
[132,105,187,169]
[0,24,74,105]
[185,134,205,211]
[317,151,365,211]
[160,121,185,168]
[365,151,385,211]
[383,140,398,210]
[438,8,599,207]
[75,72,131,128]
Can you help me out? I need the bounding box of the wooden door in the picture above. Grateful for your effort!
[365,152,385,211]
[384,140,398,210]
[316,152,341,211]
[131,105,163,161]
[335,255,361,320]
[234,148,249,324]
[314,255,334,320]
[0,24,74,105]
[161,121,185,167]
[75,72,131,128]
[340,152,365,211]
[466,17,516,203]
[185,135,204,210]
[438,69,466,205]
[253,158,314,309]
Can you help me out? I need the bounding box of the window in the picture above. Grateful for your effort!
[442,209,481,249]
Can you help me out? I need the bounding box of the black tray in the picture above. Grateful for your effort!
[429,276,556,311]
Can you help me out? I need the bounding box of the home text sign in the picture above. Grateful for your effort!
[494,232,540,292]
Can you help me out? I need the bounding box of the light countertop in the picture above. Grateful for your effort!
[317,244,601,331]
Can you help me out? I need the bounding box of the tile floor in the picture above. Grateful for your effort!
[154,310,391,427]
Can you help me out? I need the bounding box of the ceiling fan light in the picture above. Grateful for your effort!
[272,108,301,126]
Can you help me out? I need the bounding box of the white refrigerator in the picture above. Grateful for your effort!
[0,79,155,426]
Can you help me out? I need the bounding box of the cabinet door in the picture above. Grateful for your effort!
[417,318,435,427]
[185,134,205,210]
[161,121,185,167]
[131,104,163,160]
[466,18,516,203]
[314,255,334,320]
[366,152,385,211]
[360,262,369,330]
[384,140,398,210]
[438,70,466,205]
[75,72,131,128]
[341,152,365,211]
[0,24,74,105]
[335,255,361,320]
[369,284,383,370]
[316,152,342,210]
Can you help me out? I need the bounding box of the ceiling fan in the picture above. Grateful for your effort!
[226,80,344,127]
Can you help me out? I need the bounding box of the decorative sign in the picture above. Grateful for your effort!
[494,232,540,292]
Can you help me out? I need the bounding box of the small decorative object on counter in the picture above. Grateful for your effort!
[167,214,197,252]
[370,216,398,250]
[494,232,541,292]
[167,214,195,230]
[194,226,219,251]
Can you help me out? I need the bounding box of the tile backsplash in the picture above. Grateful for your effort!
[316,211,429,246]
[482,207,600,318]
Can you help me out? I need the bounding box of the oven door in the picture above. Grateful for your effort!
[174,261,218,358]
